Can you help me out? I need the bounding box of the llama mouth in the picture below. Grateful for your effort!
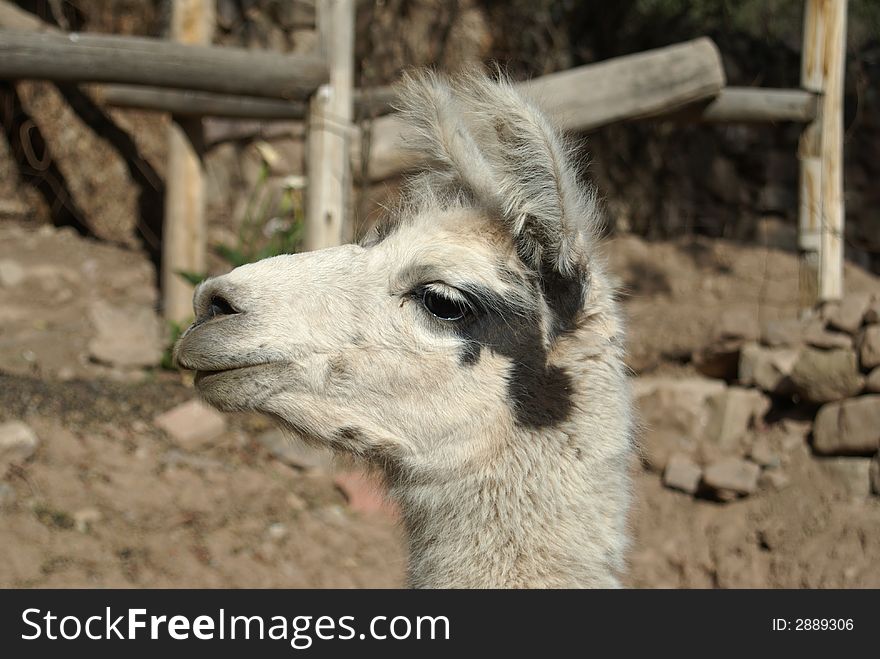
[191,361,293,411]
[193,363,272,385]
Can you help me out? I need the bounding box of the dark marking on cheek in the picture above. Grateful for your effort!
[508,362,574,429]
[452,285,574,429]
[508,212,586,338]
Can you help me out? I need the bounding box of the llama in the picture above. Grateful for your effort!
[175,71,635,588]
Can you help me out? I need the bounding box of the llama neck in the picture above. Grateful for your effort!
[389,426,630,588]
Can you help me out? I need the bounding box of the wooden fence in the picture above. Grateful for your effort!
[0,0,849,320]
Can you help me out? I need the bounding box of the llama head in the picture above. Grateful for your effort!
[175,71,612,474]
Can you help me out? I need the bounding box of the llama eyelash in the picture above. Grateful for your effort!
[411,282,476,322]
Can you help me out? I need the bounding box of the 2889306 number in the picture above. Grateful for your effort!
[795,619,853,631]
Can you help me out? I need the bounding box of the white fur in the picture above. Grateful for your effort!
[175,72,634,588]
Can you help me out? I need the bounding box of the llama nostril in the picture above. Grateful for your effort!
[207,294,239,320]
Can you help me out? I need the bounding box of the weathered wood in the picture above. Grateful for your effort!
[695,87,818,123]
[162,0,214,324]
[802,0,827,91]
[798,0,826,307]
[203,119,304,149]
[0,27,327,100]
[101,83,395,120]
[798,0,847,303]
[355,84,397,119]
[357,37,726,182]
[102,83,814,132]
[798,114,823,300]
[817,0,847,301]
[353,85,818,126]
[99,85,307,119]
[305,0,354,250]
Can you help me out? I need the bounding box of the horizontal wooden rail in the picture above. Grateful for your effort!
[0,29,327,100]
[682,87,818,123]
[356,37,727,181]
[99,84,395,120]
[98,85,308,119]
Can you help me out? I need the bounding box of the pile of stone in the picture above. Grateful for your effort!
[641,291,880,502]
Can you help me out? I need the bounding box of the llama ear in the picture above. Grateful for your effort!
[397,71,599,283]
[450,73,600,281]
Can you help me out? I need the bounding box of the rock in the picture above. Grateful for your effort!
[865,301,880,324]
[779,431,809,456]
[813,396,880,456]
[635,377,727,441]
[267,523,289,541]
[789,348,864,403]
[0,199,29,219]
[826,293,872,335]
[870,456,880,496]
[817,457,872,499]
[858,326,880,370]
[779,418,812,443]
[714,309,760,342]
[866,367,880,393]
[705,387,771,450]
[0,482,15,507]
[694,310,758,379]
[0,259,25,288]
[662,454,702,494]
[88,300,163,368]
[640,430,696,473]
[760,318,805,348]
[0,421,39,469]
[760,469,790,491]
[738,342,798,394]
[693,340,741,380]
[748,437,780,468]
[73,507,102,533]
[803,325,853,350]
[154,400,227,447]
[257,429,333,471]
[703,457,761,499]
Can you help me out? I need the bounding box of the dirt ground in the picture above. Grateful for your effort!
[1,222,878,588]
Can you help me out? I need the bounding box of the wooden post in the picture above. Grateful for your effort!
[304,0,355,250]
[798,0,847,305]
[162,0,214,323]
[818,0,847,301]
[798,0,825,308]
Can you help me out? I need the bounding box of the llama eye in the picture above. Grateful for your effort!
[421,289,469,321]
